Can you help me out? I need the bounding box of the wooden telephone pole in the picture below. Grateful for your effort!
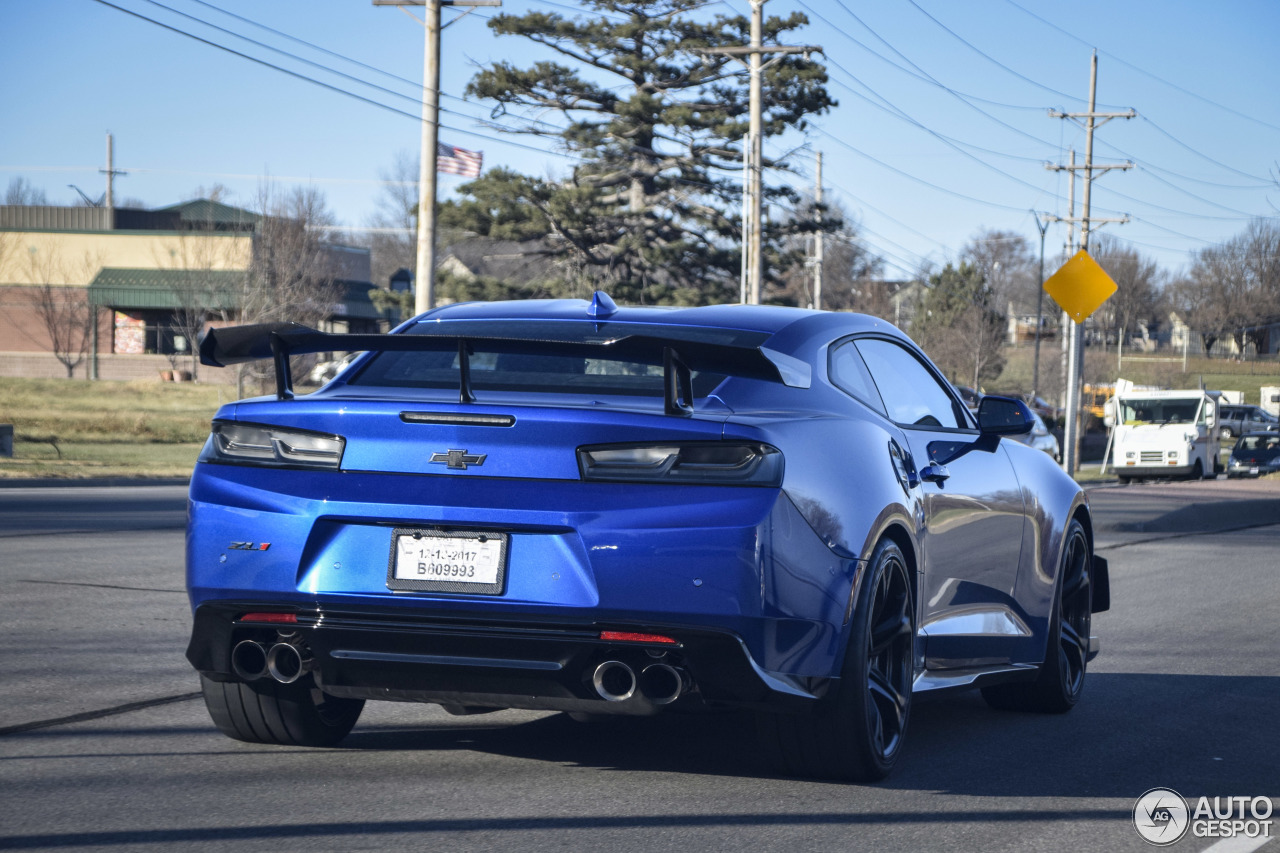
[1046,51,1135,475]
[701,1,819,304]
[373,0,500,316]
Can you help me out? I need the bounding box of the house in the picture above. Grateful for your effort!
[0,200,380,380]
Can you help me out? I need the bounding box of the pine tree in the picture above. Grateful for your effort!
[459,0,834,305]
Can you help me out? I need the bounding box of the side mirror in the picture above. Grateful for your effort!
[1204,401,1216,428]
[978,396,1034,436]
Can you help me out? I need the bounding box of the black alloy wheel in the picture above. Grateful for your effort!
[861,542,914,764]
[757,538,915,782]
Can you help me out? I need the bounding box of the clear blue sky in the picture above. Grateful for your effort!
[3,0,1277,282]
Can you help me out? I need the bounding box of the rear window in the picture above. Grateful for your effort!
[347,339,726,398]
[1236,435,1280,456]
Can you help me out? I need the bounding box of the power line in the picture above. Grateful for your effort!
[813,128,1038,215]
[900,0,1124,110]
[87,0,578,164]
[1001,0,1280,135]
[1138,116,1273,183]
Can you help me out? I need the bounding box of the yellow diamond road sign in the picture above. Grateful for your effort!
[1044,249,1118,323]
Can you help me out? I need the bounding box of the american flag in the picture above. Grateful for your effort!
[437,143,483,178]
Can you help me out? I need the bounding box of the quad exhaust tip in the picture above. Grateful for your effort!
[231,640,268,681]
[592,660,637,702]
[265,642,309,684]
[640,663,687,705]
[592,660,689,704]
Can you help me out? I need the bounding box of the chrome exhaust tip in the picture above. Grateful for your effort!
[640,664,687,705]
[266,642,308,684]
[592,660,637,702]
[230,640,268,681]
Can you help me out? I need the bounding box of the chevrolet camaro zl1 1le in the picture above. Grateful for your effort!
[186,293,1109,782]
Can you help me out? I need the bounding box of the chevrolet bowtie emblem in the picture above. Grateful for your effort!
[429,449,487,470]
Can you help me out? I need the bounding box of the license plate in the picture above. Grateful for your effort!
[387,528,508,594]
[1250,467,1260,475]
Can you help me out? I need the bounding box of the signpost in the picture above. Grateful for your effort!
[1043,249,1118,477]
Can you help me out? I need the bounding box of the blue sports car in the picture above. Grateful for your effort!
[186,293,1109,781]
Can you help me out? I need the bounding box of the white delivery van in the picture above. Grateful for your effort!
[1106,389,1222,483]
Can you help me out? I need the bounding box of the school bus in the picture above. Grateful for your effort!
[1083,384,1114,419]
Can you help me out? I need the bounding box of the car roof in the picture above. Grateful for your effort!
[410,296,904,352]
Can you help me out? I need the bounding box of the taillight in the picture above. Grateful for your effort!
[201,421,344,470]
[577,442,782,486]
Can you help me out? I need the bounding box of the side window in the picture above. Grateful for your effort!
[829,341,887,416]
[853,338,965,430]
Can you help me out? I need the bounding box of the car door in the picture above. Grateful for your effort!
[852,337,1028,669]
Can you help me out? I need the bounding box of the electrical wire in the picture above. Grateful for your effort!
[87,0,577,163]
[1000,0,1280,135]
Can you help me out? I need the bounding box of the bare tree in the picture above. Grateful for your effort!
[961,229,1036,317]
[157,222,249,379]
[230,185,345,393]
[911,262,1006,389]
[19,247,100,378]
[772,199,887,316]
[365,151,419,291]
[1091,234,1162,352]
[235,184,343,327]
[1177,224,1267,357]
[5,177,49,205]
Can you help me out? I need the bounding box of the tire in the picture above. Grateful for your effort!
[982,520,1091,714]
[1220,427,1234,440]
[1189,459,1204,481]
[1117,475,1131,485]
[200,673,364,747]
[757,538,914,782]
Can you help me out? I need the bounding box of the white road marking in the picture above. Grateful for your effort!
[1200,835,1275,853]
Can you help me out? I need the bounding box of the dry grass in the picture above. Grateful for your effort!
[0,376,229,478]
[0,377,228,444]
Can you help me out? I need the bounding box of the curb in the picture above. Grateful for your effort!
[0,477,190,489]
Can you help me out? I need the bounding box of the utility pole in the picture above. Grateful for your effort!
[100,132,126,221]
[93,131,127,382]
[740,135,750,305]
[1046,51,1135,477]
[812,150,824,310]
[374,0,499,317]
[1031,210,1050,402]
[701,1,819,305]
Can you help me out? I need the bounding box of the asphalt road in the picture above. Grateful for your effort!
[0,479,1277,852]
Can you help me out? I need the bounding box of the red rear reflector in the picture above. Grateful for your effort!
[599,631,677,645]
[239,612,298,624]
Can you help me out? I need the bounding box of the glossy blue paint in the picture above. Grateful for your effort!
[186,296,1098,715]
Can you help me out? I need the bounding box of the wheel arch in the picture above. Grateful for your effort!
[840,516,919,677]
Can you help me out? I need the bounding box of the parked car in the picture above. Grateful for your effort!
[1226,432,1280,478]
[1217,404,1279,440]
[1010,410,1061,461]
[1024,394,1063,423]
[187,294,1109,782]
[952,384,981,411]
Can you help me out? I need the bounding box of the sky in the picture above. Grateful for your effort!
[2,0,1278,285]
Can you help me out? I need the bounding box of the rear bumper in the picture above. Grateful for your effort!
[187,602,829,715]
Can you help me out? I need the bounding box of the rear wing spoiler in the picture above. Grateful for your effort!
[198,321,810,416]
